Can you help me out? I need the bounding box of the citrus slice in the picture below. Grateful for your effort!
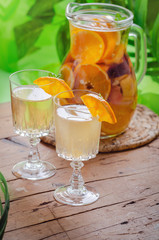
[104,44,125,65]
[70,23,83,35]
[120,74,137,98]
[74,63,111,100]
[71,30,104,64]
[33,77,74,98]
[81,93,117,123]
[88,16,121,62]
[60,63,75,89]
[98,31,120,61]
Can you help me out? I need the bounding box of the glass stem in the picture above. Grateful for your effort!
[70,161,84,193]
[28,137,40,165]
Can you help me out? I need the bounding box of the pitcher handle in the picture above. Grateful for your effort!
[129,24,147,84]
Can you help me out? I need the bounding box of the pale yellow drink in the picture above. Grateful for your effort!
[11,85,53,137]
[55,104,101,161]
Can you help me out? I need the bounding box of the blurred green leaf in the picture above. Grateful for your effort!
[146,0,159,30]
[0,0,20,21]
[56,21,70,63]
[111,0,126,6]
[125,0,134,11]
[75,0,90,3]
[14,19,44,59]
[138,91,159,115]
[134,0,148,29]
[14,0,56,60]
[28,0,55,24]
[151,14,159,61]
[0,198,3,216]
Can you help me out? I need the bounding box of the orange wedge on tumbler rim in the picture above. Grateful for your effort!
[33,77,74,98]
[81,93,117,124]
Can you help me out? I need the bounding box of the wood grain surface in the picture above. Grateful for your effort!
[1,102,159,240]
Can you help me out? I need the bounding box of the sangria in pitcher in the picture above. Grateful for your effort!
[60,3,146,138]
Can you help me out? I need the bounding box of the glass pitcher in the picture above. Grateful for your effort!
[60,3,147,138]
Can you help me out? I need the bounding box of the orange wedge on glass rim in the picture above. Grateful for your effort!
[33,77,74,98]
[81,93,117,124]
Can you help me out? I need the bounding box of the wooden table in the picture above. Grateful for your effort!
[1,102,159,240]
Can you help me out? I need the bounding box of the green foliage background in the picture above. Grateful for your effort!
[0,0,159,115]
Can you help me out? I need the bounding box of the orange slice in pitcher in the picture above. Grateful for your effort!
[120,74,137,98]
[99,31,120,61]
[89,16,120,62]
[74,63,111,100]
[71,30,104,64]
[60,63,75,89]
[33,77,74,98]
[104,44,125,65]
[81,93,117,123]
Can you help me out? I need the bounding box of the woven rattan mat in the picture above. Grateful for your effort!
[41,104,159,153]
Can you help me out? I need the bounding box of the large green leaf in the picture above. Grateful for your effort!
[0,0,20,21]
[56,21,70,63]
[14,0,56,60]
[134,0,148,29]
[28,0,55,24]
[14,19,44,59]
[151,14,159,61]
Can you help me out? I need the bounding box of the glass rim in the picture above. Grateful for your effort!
[54,89,101,110]
[9,69,56,87]
[66,2,134,31]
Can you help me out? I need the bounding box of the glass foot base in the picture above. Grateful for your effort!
[54,185,99,206]
[12,160,56,180]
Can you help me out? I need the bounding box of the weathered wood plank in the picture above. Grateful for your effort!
[43,232,70,240]
[4,164,159,231]
[3,138,159,201]
[5,191,56,231]
[3,220,64,240]
[52,167,159,219]
[4,193,159,240]
[57,193,159,240]
[0,102,15,139]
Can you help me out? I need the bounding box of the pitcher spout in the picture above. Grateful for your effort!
[66,2,80,20]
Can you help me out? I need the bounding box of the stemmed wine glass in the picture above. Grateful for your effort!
[53,89,101,206]
[9,69,56,180]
